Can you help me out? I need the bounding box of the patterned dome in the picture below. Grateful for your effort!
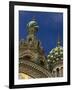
[47,42,63,64]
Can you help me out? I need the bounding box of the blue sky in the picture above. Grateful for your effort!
[19,11,63,55]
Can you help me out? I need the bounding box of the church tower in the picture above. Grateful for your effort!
[19,18,51,79]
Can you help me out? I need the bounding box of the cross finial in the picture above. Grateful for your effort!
[57,28,61,47]
[32,16,36,21]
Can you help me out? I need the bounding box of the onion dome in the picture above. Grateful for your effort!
[47,40,63,64]
[47,39,63,72]
[27,17,39,30]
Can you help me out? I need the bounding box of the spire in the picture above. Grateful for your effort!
[57,15,60,47]
[32,16,36,21]
[57,29,60,47]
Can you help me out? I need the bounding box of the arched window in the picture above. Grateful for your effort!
[56,68,59,77]
[23,55,31,60]
[40,60,44,65]
[29,38,32,42]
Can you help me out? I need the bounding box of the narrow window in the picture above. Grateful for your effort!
[56,68,59,77]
